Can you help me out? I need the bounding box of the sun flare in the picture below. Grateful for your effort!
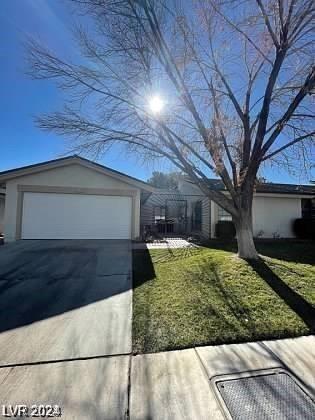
[149,95,164,114]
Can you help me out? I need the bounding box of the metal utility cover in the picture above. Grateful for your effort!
[214,369,315,419]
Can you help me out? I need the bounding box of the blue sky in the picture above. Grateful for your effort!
[0,0,160,180]
[0,0,312,183]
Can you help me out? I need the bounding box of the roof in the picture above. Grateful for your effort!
[184,177,315,196]
[0,155,155,192]
[254,182,315,195]
[206,179,315,196]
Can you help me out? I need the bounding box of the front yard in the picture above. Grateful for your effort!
[133,241,315,353]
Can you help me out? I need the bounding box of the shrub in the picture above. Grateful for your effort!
[293,218,315,240]
[215,221,236,239]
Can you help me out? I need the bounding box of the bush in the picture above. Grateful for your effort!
[215,221,236,239]
[293,218,315,240]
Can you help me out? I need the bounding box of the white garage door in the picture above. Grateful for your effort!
[21,192,132,239]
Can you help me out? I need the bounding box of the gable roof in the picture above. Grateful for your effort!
[0,155,155,192]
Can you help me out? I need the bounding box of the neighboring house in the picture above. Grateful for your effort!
[0,155,314,242]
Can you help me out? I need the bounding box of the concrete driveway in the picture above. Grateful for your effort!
[0,240,132,365]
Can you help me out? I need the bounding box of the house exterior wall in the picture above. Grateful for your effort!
[252,195,301,238]
[4,163,141,242]
[212,195,302,239]
[163,179,305,239]
[0,196,5,234]
[140,199,153,228]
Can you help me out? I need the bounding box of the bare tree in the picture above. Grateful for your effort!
[27,0,315,259]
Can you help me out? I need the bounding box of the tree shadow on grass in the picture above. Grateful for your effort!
[255,241,315,265]
[190,263,260,339]
[133,247,314,353]
[202,239,238,254]
[203,239,315,265]
[151,246,201,264]
[249,258,315,332]
[132,246,202,288]
[134,245,202,267]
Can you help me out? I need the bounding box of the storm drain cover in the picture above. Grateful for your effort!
[215,370,315,419]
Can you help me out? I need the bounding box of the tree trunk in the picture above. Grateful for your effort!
[233,210,259,260]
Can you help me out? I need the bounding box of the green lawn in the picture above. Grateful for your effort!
[132,241,315,354]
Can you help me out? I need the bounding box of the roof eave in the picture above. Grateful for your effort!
[0,156,155,192]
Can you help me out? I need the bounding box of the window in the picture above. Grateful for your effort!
[165,200,187,221]
[192,201,202,231]
[218,206,232,221]
[301,198,315,219]
[153,206,166,222]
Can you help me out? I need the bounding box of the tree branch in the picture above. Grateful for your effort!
[261,65,315,155]
[262,131,315,161]
[256,0,280,47]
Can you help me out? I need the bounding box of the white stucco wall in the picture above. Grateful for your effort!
[0,196,5,234]
[4,163,141,242]
[212,195,302,238]
[211,194,301,238]
[252,195,301,238]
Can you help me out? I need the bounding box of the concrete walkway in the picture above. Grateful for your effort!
[133,237,200,249]
[0,335,314,419]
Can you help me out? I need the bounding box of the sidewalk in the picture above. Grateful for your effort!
[0,335,314,419]
[131,335,315,419]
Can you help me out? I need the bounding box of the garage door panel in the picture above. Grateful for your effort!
[21,192,132,239]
